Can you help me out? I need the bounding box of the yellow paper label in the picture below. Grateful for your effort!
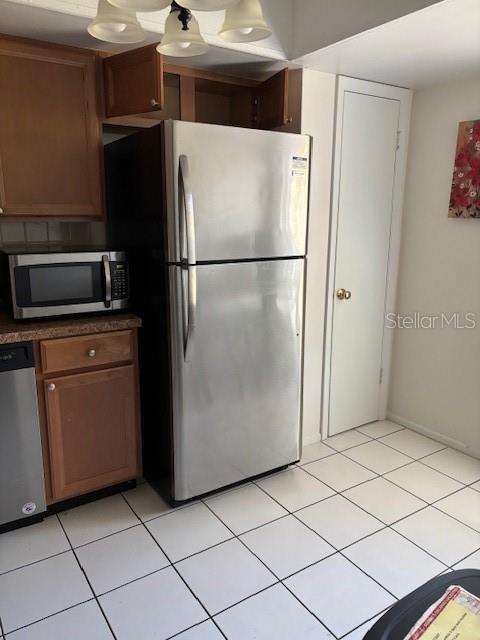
[414,600,480,640]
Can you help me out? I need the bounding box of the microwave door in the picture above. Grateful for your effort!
[7,252,128,319]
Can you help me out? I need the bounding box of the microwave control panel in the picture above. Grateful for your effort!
[111,262,129,300]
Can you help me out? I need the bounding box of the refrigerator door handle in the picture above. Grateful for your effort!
[179,155,196,266]
[186,266,197,361]
[181,265,197,361]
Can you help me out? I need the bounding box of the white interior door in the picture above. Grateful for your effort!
[328,90,401,435]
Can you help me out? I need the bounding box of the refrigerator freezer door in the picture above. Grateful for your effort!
[164,121,310,263]
[169,259,305,501]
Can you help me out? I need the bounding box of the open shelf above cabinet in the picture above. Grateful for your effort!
[102,44,300,133]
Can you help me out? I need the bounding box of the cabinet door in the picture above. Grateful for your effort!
[45,365,140,501]
[0,38,104,217]
[254,68,289,130]
[103,44,164,117]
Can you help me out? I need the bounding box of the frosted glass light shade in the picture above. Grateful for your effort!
[88,0,145,43]
[180,0,239,10]
[108,0,170,12]
[219,0,271,42]
[157,9,208,57]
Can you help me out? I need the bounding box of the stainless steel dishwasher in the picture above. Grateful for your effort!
[0,341,46,529]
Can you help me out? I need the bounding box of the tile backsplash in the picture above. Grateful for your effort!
[0,221,107,249]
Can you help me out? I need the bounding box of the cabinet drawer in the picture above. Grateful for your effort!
[40,330,134,373]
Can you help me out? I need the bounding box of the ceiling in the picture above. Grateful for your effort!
[0,0,293,59]
[293,0,480,89]
[290,0,443,58]
[0,0,478,88]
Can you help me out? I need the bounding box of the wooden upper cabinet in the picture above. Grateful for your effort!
[103,44,164,117]
[254,68,289,130]
[0,38,104,218]
[101,46,297,132]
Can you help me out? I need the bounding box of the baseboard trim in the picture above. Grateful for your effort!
[387,412,480,460]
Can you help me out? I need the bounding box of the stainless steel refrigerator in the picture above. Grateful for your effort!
[163,120,310,501]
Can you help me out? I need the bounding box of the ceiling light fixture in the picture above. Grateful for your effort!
[157,1,209,57]
[108,0,171,12]
[88,0,146,43]
[94,0,272,55]
[219,0,271,43]
[179,0,239,10]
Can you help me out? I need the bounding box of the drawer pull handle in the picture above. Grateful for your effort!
[48,383,56,391]
[88,349,97,358]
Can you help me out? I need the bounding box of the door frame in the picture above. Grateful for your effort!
[321,76,412,439]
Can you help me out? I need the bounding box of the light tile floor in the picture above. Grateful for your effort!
[1,421,480,640]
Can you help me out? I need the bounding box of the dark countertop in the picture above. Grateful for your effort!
[0,312,142,345]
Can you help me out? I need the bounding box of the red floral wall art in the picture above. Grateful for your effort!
[449,119,480,218]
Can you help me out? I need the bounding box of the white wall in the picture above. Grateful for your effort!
[300,69,336,444]
[388,74,480,457]
[292,0,442,58]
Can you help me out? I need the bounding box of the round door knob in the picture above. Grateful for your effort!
[48,383,56,391]
[336,288,346,300]
[150,98,159,108]
[0,207,4,214]
[345,290,352,300]
[88,349,96,358]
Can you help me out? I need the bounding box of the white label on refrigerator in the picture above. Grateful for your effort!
[292,156,308,176]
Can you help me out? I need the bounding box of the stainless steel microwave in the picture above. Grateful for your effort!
[0,251,129,319]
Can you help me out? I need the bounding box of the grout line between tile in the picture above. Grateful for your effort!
[299,462,381,494]
[429,501,480,535]
[118,493,228,640]
[447,545,480,571]
[294,480,460,568]
[0,547,72,578]
[330,444,473,505]
[55,515,118,640]
[336,604,393,640]
[321,434,374,453]
[324,427,472,486]
[2,599,96,637]
[250,476,473,607]
[46,441,461,638]
[285,467,476,570]
[355,424,405,439]
[250,482,400,600]
[121,491,201,524]
[68,521,143,551]
[2,424,477,639]
[198,498,340,639]
[165,618,222,640]
[203,484,399,637]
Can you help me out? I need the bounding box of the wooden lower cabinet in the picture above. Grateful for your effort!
[44,365,140,501]
[37,329,141,503]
